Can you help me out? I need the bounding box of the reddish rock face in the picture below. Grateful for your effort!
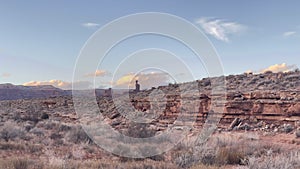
[108,71,300,129]
[124,90,299,129]
[252,103,263,114]
[262,104,283,115]
[287,103,300,116]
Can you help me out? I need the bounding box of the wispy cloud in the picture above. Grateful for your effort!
[113,72,172,89]
[84,69,109,77]
[283,31,296,37]
[23,80,92,90]
[195,17,246,42]
[246,63,298,74]
[1,73,11,78]
[82,22,99,28]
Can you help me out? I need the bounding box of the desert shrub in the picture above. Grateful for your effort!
[216,146,245,165]
[38,121,70,133]
[52,138,64,146]
[10,158,30,169]
[137,144,165,161]
[23,104,44,121]
[118,122,160,161]
[247,151,300,169]
[40,112,49,120]
[173,133,281,168]
[25,143,43,154]
[65,125,92,144]
[295,129,300,138]
[30,127,45,136]
[40,121,57,130]
[0,157,178,169]
[190,164,220,169]
[13,112,22,121]
[24,121,35,131]
[114,144,164,163]
[126,122,156,138]
[0,122,26,141]
[0,142,42,154]
[51,159,177,169]
[57,123,71,132]
[174,136,218,168]
[0,142,25,151]
[0,158,46,169]
[50,132,62,140]
[20,111,41,124]
[174,150,198,168]
[148,154,165,161]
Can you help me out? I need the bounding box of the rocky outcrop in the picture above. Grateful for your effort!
[0,71,299,133]
[106,71,300,130]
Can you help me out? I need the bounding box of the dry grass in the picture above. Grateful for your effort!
[0,116,298,169]
[0,158,31,169]
[173,132,284,168]
[0,158,178,169]
[216,146,245,165]
[246,151,300,169]
[0,141,42,154]
[190,164,220,169]
[65,125,92,144]
[0,130,298,169]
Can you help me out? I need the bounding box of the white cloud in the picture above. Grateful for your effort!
[246,63,298,74]
[196,17,246,42]
[259,63,297,73]
[23,80,92,90]
[113,72,172,89]
[84,69,109,77]
[1,73,11,77]
[82,22,99,28]
[283,31,296,37]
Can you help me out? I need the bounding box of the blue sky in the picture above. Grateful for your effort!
[0,1,299,89]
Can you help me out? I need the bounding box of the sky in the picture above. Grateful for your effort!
[0,0,299,89]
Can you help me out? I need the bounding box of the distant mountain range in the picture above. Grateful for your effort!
[0,83,124,101]
[0,83,70,100]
